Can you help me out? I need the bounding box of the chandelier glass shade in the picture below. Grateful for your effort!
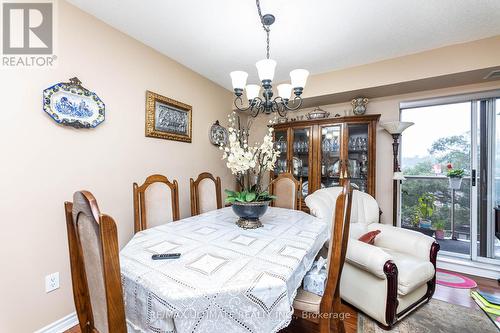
[230,1,309,117]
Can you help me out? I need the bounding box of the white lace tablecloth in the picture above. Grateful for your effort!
[120,207,328,333]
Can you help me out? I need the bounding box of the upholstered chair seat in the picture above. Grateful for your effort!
[305,187,440,329]
[293,288,322,314]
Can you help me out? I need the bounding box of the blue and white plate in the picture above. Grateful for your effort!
[43,78,105,128]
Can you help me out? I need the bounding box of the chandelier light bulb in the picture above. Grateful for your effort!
[230,71,248,90]
[245,84,261,100]
[290,69,309,88]
[256,59,277,82]
[277,83,292,100]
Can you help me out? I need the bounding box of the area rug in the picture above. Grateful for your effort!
[357,299,497,332]
[436,268,477,288]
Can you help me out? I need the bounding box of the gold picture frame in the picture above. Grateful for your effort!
[145,90,192,143]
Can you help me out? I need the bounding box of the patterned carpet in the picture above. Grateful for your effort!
[357,299,498,333]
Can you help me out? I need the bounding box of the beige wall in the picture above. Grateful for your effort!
[250,80,500,225]
[0,1,233,332]
[303,35,500,98]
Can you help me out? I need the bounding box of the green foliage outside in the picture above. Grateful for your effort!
[404,133,470,176]
[447,168,465,178]
[433,220,446,231]
[417,193,435,220]
[401,133,471,235]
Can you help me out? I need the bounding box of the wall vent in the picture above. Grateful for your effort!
[484,69,500,80]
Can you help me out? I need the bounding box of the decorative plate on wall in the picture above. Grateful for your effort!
[43,77,105,128]
[209,120,228,146]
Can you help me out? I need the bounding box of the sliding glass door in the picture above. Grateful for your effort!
[400,94,499,263]
[474,98,500,263]
[495,98,500,259]
[400,102,472,258]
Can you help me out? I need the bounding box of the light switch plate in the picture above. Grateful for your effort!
[45,272,60,293]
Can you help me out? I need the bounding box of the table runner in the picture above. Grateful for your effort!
[120,207,328,333]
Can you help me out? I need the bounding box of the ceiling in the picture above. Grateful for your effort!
[68,0,500,90]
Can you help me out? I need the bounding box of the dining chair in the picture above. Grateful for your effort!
[292,180,353,333]
[133,174,180,233]
[190,172,222,216]
[64,191,127,333]
[270,172,302,210]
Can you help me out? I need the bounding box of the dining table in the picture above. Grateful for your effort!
[120,206,329,333]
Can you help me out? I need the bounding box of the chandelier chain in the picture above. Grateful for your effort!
[266,29,270,59]
[256,0,264,21]
[256,0,270,59]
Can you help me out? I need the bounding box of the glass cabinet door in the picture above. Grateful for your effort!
[273,129,288,175]
[347,123,369,193]
[292,127,311,198]
[320,125,342,189]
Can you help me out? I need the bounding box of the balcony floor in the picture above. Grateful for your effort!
[437,238,469,255]
[437,238,500,258]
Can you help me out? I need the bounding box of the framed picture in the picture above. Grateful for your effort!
[145,90,192,143]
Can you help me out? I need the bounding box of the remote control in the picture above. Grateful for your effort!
[152,253,181,260]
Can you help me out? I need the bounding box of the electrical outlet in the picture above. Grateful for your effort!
[45,272,60,293]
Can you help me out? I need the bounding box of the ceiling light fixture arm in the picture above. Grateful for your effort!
[274,95,303,111]
[234,95,263,112]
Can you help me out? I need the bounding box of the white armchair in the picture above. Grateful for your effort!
[305,187,439,329]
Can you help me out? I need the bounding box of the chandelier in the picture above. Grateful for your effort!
[230,0,309,117]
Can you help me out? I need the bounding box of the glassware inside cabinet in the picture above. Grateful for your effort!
[292,128,311,197]
[274,130,288,174]
[347,123,369,192]
[320,125,342,189]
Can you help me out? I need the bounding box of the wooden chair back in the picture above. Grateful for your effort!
[64,191,127,333]
[190,172,222,216]
[319,180,352,332]
[133,174,180,233]
[269,172,302,210]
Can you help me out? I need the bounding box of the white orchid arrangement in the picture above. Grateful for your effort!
[220,112,280,203]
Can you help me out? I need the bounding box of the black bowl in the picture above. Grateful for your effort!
[231,201,270,220]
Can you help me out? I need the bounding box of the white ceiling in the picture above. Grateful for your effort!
[68,0,500,90]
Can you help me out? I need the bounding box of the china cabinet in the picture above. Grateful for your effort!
[272,114,380,210]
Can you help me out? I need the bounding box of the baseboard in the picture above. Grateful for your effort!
[438,256,500,280]
[34,312,78,333]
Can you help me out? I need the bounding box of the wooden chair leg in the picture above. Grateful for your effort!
[319,316,330,333]
[332,318,345,333]
[331,299,346,333]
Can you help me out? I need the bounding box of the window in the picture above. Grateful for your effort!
[400,93,500,262]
